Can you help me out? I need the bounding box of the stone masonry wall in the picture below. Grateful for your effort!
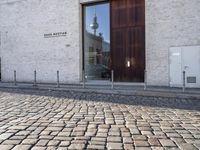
[0,0,80,83]
[0,0,200,85]
[145,0,200,86]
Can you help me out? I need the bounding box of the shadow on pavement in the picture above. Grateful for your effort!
[0,87,200,111]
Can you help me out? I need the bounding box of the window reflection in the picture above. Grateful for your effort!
[84,3,110,80]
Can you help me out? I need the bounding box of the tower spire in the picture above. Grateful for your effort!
[90,6,99,35]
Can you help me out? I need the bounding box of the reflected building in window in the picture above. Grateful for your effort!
[84,3,110,80]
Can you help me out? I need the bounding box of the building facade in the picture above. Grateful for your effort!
[0,0,200,87]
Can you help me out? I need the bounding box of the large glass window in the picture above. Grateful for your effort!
[83,3,110,80]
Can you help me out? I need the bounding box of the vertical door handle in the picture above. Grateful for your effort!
[127,61,130,67]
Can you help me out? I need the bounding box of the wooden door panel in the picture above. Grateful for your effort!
[135,4,145,26]
[111,0,127,28]
[111,29,127,81]
[111,0,145,82]
[128,0,145,26]
[127,27,145,81]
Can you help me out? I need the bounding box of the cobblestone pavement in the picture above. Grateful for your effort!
[0,88,200,150]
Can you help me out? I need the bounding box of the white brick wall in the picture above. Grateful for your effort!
[146,0,200,86]
[0,0,81,83]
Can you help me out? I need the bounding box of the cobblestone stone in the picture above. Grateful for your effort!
[31,146,46,150]
[12,144,32,150]
[68,143,86,149]
[87,144,105,150]
[0,145,14,150]
[159,139,177,147]
[148,138,161,146]
[124,143,134,150]
[47,140,60,146]
[59,141,70,147]
[151,147,164,150]
[134,140,150,147]
[0,88,199,149]
[2,139,21,145]
[0,133,13,140]
[107,136,122,142]
[36,140,49,146]
[177,143,198,150]
[107,143,123,150]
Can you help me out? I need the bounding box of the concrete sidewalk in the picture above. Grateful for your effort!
[0,82,200,99]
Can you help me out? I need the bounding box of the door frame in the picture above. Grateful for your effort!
[81,0,146,82]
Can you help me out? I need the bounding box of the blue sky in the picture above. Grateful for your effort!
[85,3,110,42]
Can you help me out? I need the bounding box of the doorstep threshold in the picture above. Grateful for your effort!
[84,80,145,86]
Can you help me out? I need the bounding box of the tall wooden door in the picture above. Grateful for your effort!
[111,0,145,82]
